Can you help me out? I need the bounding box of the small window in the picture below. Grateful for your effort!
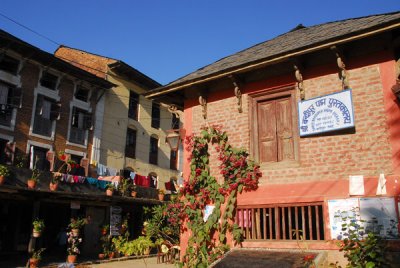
[0,54,19,75]
[30,145,50,171]
[125,128,137,159]
[33,95,60,137]
[171,113,179,129]
[151,102,160,129]
[149,136,158,165]
[70,107,91,145]
[40,71,58,90]
[170,150,178,170]
[128,91,139,120]
[75,85,90,102]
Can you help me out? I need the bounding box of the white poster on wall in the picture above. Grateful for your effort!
[328,198,359,240]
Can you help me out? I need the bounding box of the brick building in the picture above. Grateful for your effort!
[146,12,400,264]
[55,46,182,189]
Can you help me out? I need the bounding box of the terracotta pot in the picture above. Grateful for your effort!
[106,189,113,196]
[0,175,5,185]
[67,254,77,263]
[131,191,137,198]
[71,228,80,237]
[49,182,58,191]
[32,230,41,238]
[98,253,105,259]
[101,229,107,236]
[108,252,115,259]
[158,194,165,201]
[29,258,39,268]
[27,179,36,189]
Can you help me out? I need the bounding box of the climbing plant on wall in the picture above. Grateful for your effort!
[178,125,261,267]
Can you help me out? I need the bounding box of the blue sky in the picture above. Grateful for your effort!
[0,1,399,85]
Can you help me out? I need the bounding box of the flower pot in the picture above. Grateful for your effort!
[0,175,5,185]
[101,229,107,236]
[158,194,165,201]
[67,254,77,263]
[32,230,41,238]
[49,182,58,191]
[98,253,105,259]
[106,189,113,196]
[108,252,115,259]
[29,258,39,268]
[27,179,36,189]
[71,228,80,237]
[131,191,137,198]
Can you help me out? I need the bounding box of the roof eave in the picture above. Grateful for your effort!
[145,21,400,99]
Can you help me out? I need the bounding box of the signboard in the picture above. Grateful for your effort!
[328,197,398,240]
[110,206,122,236]
[298,89,355,136]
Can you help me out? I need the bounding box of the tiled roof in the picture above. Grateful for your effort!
[167,11,400,88]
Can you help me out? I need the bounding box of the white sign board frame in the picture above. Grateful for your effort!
[298,89,355,137]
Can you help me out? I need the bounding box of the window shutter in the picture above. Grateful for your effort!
[80,158,89,176]
[46,151,55,171]
[10,87,22,108]
[50,102,61,121]
[276,97,295,161]
[258,101,277,162]
[4,142,15,165]
[84,113,93,130]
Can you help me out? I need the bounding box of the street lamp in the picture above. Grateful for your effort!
[166,129,185,151]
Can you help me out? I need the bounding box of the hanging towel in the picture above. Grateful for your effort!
[97,163,107,176]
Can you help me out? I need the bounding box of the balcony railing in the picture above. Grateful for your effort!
[236,203,325,241]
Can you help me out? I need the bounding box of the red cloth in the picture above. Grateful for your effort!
[135,175,150,187]
[165,181,172,190]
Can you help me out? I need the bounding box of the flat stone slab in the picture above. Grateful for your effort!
[212,249,320,268]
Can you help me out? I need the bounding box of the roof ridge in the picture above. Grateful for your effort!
[55,45,119,62]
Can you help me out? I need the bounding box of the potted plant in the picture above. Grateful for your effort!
[27,169,41,189]
[50,172,62,191]
[100,224,109,236]
[29,248,45,268]
[0,164,10,185]
[158,189,165,201]
[68,217,88,237]
[32,218,45,238]
[105,183,115,196]
[67,231,82,263]
[135,236,154,255]
[130,184,138,198]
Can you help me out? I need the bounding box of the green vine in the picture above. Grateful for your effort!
[179,125,261,267]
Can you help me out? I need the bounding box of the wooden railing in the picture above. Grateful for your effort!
[236,203,325,241]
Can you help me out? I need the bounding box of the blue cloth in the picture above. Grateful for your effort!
[86,177,110,190]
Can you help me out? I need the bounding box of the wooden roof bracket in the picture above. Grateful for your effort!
[228,75,243,113]
[198,93,207,120]
[160,102,183,119]
[331,45,350,90]
[293,61,305,100]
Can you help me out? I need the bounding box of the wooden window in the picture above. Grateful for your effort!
[170,150,178,170]
[128,91,139,120]
[125,128,137,159]
[70,107,91,145]
[40,71,58,90]
[0,54,19,75]
[75,85,90,102]
[30,145,50,171]
[151,102,160,129]
[149,136,158,165]
[250,87,298,164]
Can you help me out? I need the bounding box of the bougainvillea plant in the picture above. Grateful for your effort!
[177,125,261,267]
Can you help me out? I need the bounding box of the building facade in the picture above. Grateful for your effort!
[55,47,182,188]
[146,12,400,265]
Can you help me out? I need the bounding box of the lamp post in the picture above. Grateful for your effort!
[166,129,185,151]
